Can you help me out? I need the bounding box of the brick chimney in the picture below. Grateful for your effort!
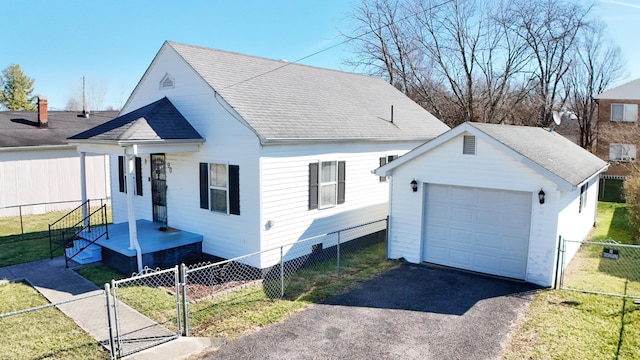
[37,96,48,128]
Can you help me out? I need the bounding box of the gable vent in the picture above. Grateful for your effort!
[160,73,175,89]
[463,135,476,155]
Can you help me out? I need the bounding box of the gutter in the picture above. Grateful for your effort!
[0,144,75,152]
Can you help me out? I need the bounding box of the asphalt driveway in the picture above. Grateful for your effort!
[205,263,539,360]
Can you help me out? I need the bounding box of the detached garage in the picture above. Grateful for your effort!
[375,122,608,287]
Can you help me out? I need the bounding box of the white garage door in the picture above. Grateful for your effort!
[422,184,531,280]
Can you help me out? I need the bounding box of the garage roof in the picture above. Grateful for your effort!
[375,122,609,189]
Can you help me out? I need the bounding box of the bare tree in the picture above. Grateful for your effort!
[565,20,625,151]
[509,0,593,127]
[65,97,81,111]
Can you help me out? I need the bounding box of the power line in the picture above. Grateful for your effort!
[219,0,454,91]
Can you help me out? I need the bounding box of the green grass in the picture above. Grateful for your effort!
[0,281,108,360]
[502,202,640,360]
[590,202,636,244]
[75,265,127,288]
[79,241,398,340]
[0,207,112,267]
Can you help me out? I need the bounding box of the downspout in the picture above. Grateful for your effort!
[80,152,88,227]
[125,152,143,273]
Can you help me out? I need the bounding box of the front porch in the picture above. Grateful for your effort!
[92,220,203,275]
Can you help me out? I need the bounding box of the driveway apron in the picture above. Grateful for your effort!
[208,263,539,360]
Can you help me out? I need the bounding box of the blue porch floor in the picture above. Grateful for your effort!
[83,220,203,273]
[94,220,203,256]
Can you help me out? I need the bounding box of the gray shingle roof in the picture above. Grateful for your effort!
[69,97,203,142]
[595,78,640,100]
[468,122,608,186]
[0,110,117,147]
[167,41,449,142]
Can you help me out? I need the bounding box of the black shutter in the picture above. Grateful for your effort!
[379,156,387,182]
[338,161,346,204]
[118,156,126,193]
[135,157,143,196]
[199,163,209,209]
[229,165,240,215]
[309,163,318,210]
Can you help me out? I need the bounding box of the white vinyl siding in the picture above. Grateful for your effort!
[609,143,636,161]
[611,104,638,122]
[385,133,561,287]
[0,150,110,217]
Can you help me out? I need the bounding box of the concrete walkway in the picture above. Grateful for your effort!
[0,257,213,359]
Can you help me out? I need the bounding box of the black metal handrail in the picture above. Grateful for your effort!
[49,200,109,267]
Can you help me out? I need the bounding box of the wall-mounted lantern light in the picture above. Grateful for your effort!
[538,189,545,204]
[411,179,418,192]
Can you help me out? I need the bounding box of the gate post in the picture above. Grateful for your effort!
[104,283,117,359]
[180,263,189,337]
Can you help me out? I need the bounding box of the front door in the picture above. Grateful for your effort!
[151,154,167,224]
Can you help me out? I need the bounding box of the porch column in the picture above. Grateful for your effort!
[80,152,88,227]
[125,153,143,273]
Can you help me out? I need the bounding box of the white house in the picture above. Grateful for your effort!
[0,98,116,217]
[374,122,608,287]
[67,41,449,272]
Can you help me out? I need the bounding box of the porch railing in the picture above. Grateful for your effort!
[48,199,109,268]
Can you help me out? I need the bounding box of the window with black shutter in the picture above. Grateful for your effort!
[309,160,345,209]
[199,162,240,215]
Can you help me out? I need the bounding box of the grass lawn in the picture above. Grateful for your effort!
[0,207,111,267]
[0,281,108,360]
[502,202,640,360]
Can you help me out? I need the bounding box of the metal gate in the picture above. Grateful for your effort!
[109,266,181,358]
[559,237,640,298]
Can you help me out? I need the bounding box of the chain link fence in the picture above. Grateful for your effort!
[110,266,181,357]
[0,198,111,267]
[559,238,640,298]
[1,218,387,359]
[182,219,387,336]
[0,284,111,359]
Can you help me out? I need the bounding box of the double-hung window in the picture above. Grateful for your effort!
[199,162,240,215]
[611,104,638,122]
[309,161,345,210]
[609,144,636,162]
[209,163,228,213]
[118,156,143,196]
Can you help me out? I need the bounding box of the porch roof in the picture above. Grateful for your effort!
[67,97,204,153]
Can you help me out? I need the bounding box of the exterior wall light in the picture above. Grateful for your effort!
[411,179,418,192]
[538,189,545,204]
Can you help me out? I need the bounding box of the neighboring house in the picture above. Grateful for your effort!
[374,122,608,287]
[0,97,116,217]
[67,41,449,273]
[595,78,640,177]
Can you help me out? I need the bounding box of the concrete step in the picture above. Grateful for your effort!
[65,240,102,264]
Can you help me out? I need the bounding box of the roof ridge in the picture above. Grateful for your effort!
[165,40,379,81]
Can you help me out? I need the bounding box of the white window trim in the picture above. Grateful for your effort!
[610,103,638,122]
[318,160,338,209]
[579,183,588,213]
[609,143,636,162]
[209,162,230,214]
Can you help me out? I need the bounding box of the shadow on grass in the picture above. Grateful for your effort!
[0,231,63,268]
[608,206,636,243]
